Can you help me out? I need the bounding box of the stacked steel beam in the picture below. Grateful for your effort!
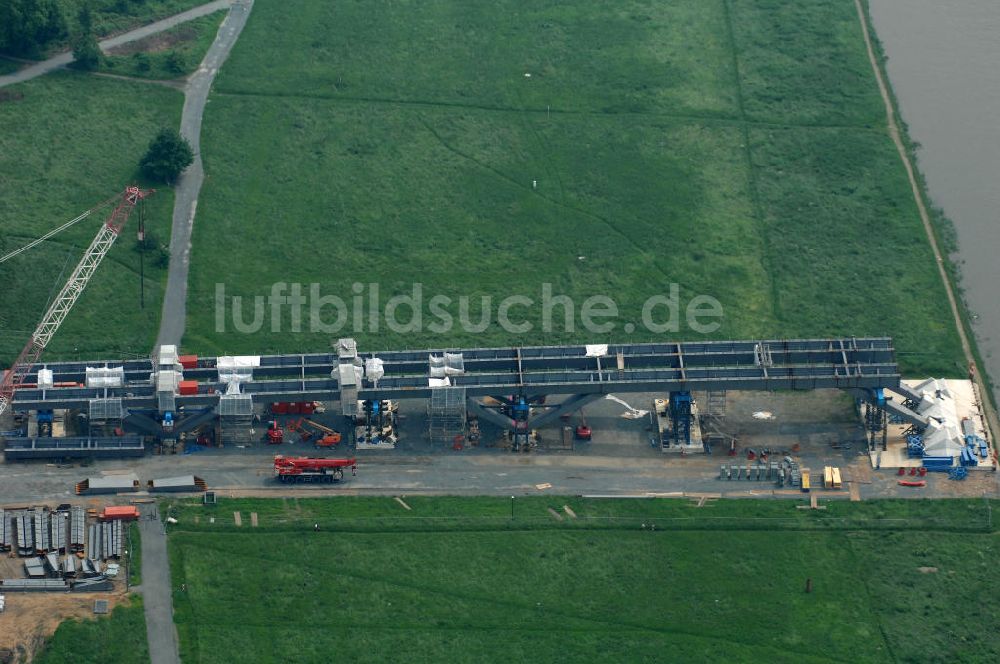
[33,510,50,553]
[0,509,8,552]
[16,514,33,556]
[87,523,100,560]
[70,506,85,552]
[50,512,66,553]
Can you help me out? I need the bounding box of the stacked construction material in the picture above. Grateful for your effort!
[16,514,34,556]
[0,510,9,552]
[87,523,100,560]
[62,555,77,578]
[23,558,46,578]
[1,579,70,592]
[148,475,208,493]
[33,510,50,554]
[89,520,124,560]
[75,474,140,495]
[50,512,66,553]
[44,552,61,576]
[70,506,85,552]
[922,456,953,472]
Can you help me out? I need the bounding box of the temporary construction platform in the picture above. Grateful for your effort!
[6,337,901,453]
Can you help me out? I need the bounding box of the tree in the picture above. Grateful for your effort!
[140,128,194,184]
[164,50,186,75]
[69,1,100,70]
[71,31,101,70]
[0,0,66,56]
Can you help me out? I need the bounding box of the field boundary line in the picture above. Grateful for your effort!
[416,115,678,284]
[210,88,878,132]
[854,0,999,445]
[721,0,781,321]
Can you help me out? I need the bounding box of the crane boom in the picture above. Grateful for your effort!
[0,186,153,419]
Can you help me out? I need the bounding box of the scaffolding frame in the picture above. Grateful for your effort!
[428,387,466,445]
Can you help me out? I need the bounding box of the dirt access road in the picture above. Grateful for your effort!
[155,0,254,352]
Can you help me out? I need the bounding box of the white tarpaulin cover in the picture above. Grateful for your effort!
[216,356,261,369]
[428,377,451,388]
[909,378,966,457]
[365,358,385,381]
[585,344,609,357]
[217,356,259,384]
[85,366,124,388]
[155,370,180,393]
[158,345,179,367]
[429,353,464,376]
[37,369,53,389]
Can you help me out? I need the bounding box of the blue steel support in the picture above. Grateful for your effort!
[863,388,888,452]
[669,391,693,445]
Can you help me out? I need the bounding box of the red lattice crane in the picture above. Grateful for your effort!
[0,186,153,418]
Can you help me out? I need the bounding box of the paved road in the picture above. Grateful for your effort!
[138,503,180,664]
[0,0,233,89]
[155,0,254,352]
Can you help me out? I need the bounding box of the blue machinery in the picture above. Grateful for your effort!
[6,337,902,457]
[668,392,693,445]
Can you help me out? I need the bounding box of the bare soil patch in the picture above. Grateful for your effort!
[107,26,197,56]
[0,591,128,663]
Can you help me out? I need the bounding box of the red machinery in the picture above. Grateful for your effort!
[266,420,284,444]
[287,418,343,448]
[574,409,592,441]
[273,455,357,483]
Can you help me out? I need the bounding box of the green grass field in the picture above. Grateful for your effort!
[162,496,999,663]
[182,0,964,376]
[0,72,180,363]
[101,9,226,80]
[34,597,149,664]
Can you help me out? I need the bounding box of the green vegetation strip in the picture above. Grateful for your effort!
[34,597,149,664]
[165,497,999,663]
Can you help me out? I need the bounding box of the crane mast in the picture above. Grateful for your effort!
[0,186,152,418]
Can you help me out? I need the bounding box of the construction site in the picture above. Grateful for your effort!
[2,0,1000,659]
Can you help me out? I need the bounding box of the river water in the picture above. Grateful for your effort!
[868,0,1000,393]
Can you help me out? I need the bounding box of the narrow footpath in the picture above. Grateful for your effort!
[138,503,179,664]
[0,0,232,89]
[155,0,254,352]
